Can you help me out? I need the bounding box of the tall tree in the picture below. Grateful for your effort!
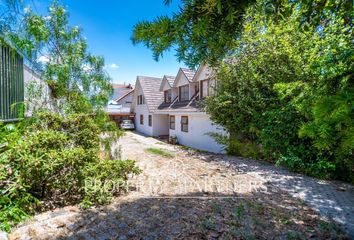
[132,0,353,68]
[3,1,112,113]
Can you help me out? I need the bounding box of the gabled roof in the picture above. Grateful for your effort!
[115,88,134,102]
[165,75,176,86]
[159,75,176,91]
[192,64,211,82]
[180,68,195,82]
[110,84,134,101]
[135,76,163,112]
[173,68,196,87]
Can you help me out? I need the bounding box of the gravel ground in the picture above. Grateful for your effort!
[9,131,353,239]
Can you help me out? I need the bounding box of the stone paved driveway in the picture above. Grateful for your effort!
[9,131,354,239]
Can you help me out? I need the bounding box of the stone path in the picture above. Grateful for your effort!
[9,131,354,239]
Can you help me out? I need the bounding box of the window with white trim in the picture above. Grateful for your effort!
[181,116,188,132]
[137,95,144,105]
[179,85,189,101]
[170,115,175,130]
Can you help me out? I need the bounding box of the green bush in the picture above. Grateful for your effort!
[205,3,353,183]
[0,111,140,231]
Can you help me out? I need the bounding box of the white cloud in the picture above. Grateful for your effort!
[37,55,50,64]
[44,16,52,21]
[109,63,119,69]
[24,7,31,14]
[82,64,93,72]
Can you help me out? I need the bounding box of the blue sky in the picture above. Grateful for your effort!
[28,0,187,85]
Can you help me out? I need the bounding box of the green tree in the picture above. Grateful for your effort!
[205,4,353,181]
[4,1,112,113]
[132,0,352,68]
[133,0,353,182]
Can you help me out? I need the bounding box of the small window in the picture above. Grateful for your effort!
[200,79,209,98]
[170,115,175,130]
[179,85,189,101]
[140,114,144,125]
[137,95,144,105]
[148,115,152,127]
[181,116,188,132]
[164,89,172,103]
[194,84,199,100]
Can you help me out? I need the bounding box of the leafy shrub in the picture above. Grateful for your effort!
[205,4,353,183]
[0,111,140,231]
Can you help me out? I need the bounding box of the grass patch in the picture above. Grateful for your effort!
[180,145,208,153]
[145,148,174,158]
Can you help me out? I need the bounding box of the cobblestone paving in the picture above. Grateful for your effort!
[9,131,354,239]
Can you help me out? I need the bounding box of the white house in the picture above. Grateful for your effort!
[131,66,226,153]
[131,76,169,136]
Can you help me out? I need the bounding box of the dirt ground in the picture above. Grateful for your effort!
[9,131,352,239]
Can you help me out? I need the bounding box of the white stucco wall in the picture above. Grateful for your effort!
[161,81,171,91]
[174,71,189,87]
[24,65,55,116]
[194,65,212,82]
[152,114,169,136]
[169,113,226,153]
[132,84,153,136]
[135,107,153,136]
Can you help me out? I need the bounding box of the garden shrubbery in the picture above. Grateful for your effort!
[205,3,353,182]
[0,111,141,231]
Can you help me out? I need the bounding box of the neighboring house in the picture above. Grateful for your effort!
[131,66,226,153]
[24,64,54,116]
[0,37,57,122]
[106,83,135,125]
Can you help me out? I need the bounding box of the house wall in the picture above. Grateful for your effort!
[194,65,211,82]
[169,113,225,153]
[24,65,55,116]
[152,114,169,136]
[175,72,189,87]
[133,86,153,136]
[189,82,199,99]
[161,81,170,91]
[171,87,178,101]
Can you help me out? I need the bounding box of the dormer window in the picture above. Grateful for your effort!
[179,85,189,101]
[164,89,172,103]
[137,95,144,105]
[200,79,216,99]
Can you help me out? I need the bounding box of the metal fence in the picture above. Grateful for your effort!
[0,40,24,122]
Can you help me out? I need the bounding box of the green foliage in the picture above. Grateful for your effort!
[132,0,353,182]
[204,2,353,182]
[0,112,140,231]
[132,0,353,68]
[81,159,141,207]
[0,0,132,233]
[3,1,113,112]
